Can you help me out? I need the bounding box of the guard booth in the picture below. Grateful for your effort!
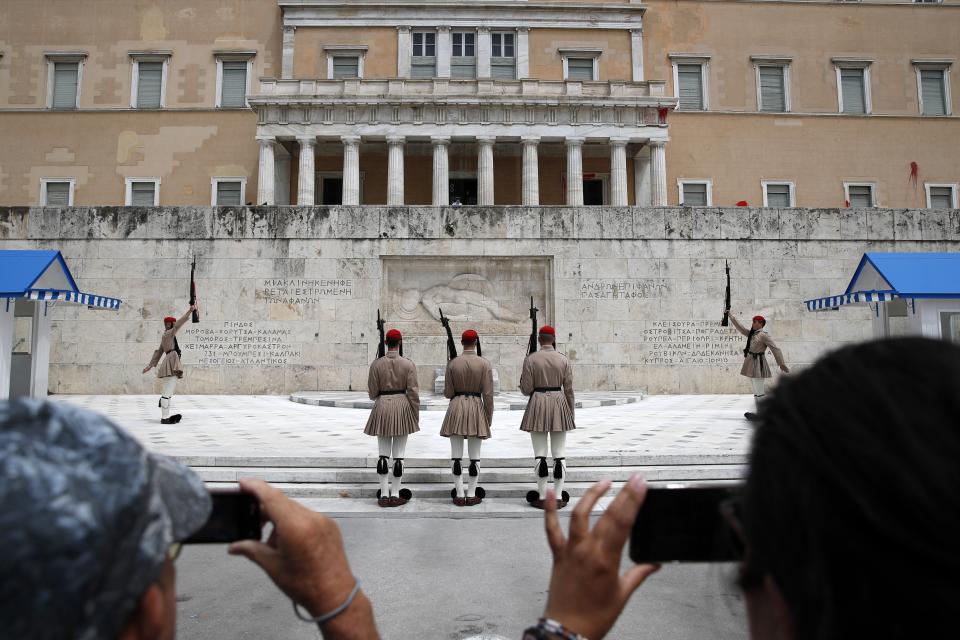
[1,250,122,400]
[804,252,960,342]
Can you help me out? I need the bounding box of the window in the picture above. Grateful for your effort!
[40,179,75,206]
[46,53,86,109]
[844,183,875,207]
[754,60,790,112]
[913,62,952,116]
[678,180,712,206]
[451,32,476,79]
[211,178,247,206]
[129,53,170,109]
[926,184,958,209]
[567,58,595,81]
[491,31,516,80]
[834,60,872,114]
[940,311,960,343]
[670,55,710,110]
[332,57,359,79]
[762,182,795,207]
[125,178,160,206]
[215,52,255,108]
[324,46,367,80]
[560,49,602,82]
[412,31,436,78]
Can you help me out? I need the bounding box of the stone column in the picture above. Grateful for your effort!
[256,135,276,205]
[630,28,645,82]
[282,26,296,79]
[397,27,412,77]
[649,140,667,206]
[477,27,492,78]
[341,135,361,205]
[477,136,495,206]
[296,136,316,206]
[634,146,652,207]
[609,138,629,206]
[431,136,450,206]
[386,135,405,205]
[521,136,540,206]
[437,27,451,78]
[0,299,14,401]
[516,27,530,78]
[565,137,584,206]
[28,302,51,399]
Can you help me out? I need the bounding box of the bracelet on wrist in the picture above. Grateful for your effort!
[521,617,588,640]
[292,578,362,627]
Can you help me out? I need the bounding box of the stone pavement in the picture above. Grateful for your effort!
[290,390,644,410]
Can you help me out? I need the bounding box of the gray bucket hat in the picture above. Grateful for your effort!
[0,399,211,640]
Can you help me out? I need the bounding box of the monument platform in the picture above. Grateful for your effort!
[289,390,645,411]
[54,393,754,517]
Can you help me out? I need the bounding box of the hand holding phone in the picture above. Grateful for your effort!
[184,489,262,544]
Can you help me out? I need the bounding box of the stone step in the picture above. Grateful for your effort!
[195,464,746,484]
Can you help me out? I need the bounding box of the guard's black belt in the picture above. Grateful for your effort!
[378,390,405,396]
[164,350,175,354]
[534,387,562,393]
[454,391,482,398]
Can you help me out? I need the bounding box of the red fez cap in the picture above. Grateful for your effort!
[752,315,766,324]
[539,325,556,336]
[385,329,402,341]
[736,200,749,207]
[461,329,479,341]
[163,316,176,324]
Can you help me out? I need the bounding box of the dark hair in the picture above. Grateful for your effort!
[743,337,960,639]
[385,336,400,348]
[461,338,477,347]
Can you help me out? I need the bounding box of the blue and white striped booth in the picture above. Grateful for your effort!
[1,250,122,400]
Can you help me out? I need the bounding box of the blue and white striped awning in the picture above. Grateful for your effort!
[804,290,898,312]
[1,250,122,310]
[24,288,122,310]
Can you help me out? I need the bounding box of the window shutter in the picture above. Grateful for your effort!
[759,66,786,112]
[45,182,71,206]
[567,58,595,81]
[677,64,703,110]
[920,70,946,116]
[136,61,163,108]
[52,62,79,109]
[332,57,359,79]
[840,68,866,114]
[682,183,708,206]
[221,61,248,107]
[765,184,791,207]
[216,181,243,206]
[929,186,953,209]
[411,59,436,78]
[491,60,516,80]
[131,182,156,206]
[451,58,476,79]
[848,185,873,207]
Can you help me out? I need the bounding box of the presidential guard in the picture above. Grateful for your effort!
[519,325,575,509]
[142,304,196,424]
[726,309,790,421]
[364,328,419,507]
[440,329,494,506]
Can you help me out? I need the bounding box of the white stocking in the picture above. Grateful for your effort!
[550,431,568,497]
[160,377,177,420]
[530,432,549,499]
[450,435,465,498]
[750,377,766,411]
[467,437,482,498]
[391,435,409,497]
[377,436,392,498]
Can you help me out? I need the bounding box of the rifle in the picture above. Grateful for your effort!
[721,260,731,327]
[439,308,457,361]
[376,309,386,359]
[527,296,539,355]
[189,257,200,323]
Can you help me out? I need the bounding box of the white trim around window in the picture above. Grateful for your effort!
[124,177,161,206]
[669,54,711,111]
[925,183,959,209]
[39,178,76,206]
[324,45,368,80]
[559,48,602,81]
[761,181,796,207]
[129,52,171,109]
[677,179,713,207]
[45,52,87,109]
[913,60,953,116]
[843,181,878,208]
[833,58,873,115]
[751,56,791,113]
[214,51,256,108]
[210,177,248,206]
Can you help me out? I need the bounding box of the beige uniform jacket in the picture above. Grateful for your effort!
[519,345,576,433]
[730,316,786,379]
[363,351,420,437]
[440,349,494,439]
[147,311,191,379]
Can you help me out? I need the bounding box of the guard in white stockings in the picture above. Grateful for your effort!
[142,305,196,424]
[726,310,790,422]
[519,325,576,509]
[364,329,420,507]
[440,329,494,506]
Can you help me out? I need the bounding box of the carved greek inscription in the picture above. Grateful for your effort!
[256,279,353,304]
[643,321,742,365]
[580,279,668,299]
[181,321,303,365]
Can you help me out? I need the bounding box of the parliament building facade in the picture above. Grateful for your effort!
[1,0,959,210]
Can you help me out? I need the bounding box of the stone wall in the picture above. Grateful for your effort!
[2,205,958,395]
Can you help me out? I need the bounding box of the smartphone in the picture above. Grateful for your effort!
[629,484,741,563]
[184,489,262,544]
